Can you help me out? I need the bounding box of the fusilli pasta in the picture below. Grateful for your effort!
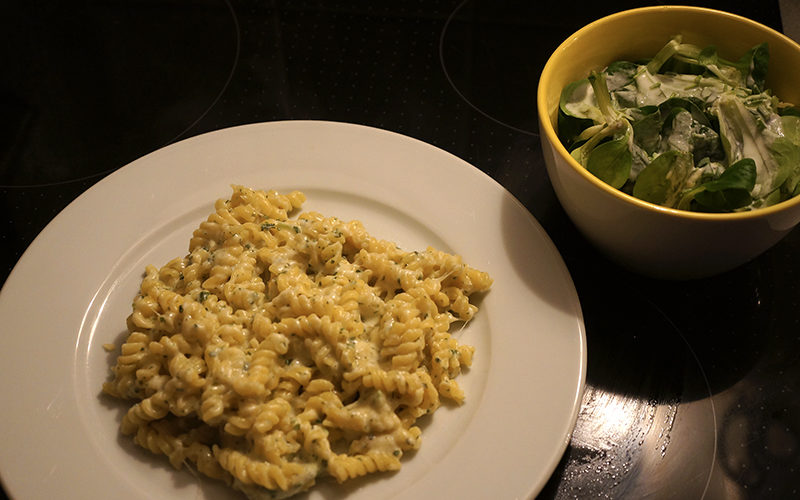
[103,186,491,498]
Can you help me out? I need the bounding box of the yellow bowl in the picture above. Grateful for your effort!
[537,6,800,279]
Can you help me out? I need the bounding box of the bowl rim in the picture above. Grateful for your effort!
[537,5,800,221]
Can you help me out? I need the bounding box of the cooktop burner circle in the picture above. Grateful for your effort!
[1,0,239,188]
[438,0,563,138]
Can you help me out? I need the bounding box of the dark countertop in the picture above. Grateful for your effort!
[2,1,798,498]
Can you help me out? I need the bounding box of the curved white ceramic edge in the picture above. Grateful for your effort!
[0,121,586,500]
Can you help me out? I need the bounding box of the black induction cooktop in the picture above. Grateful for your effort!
[2,1,798,499]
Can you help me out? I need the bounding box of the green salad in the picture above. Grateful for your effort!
[558,36,800,212]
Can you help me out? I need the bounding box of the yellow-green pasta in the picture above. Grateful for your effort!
[103,185,492,499]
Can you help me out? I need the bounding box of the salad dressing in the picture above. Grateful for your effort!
[558,35,800,212]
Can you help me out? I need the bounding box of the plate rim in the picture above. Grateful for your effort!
[0,120,586,499]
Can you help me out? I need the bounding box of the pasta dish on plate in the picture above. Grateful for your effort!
[102,185,492,499]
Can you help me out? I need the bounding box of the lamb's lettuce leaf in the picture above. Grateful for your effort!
[555,37,798,213]
[560,78,602,122]
[678,158,757,211]
[715,93,793,198]
[585,126,633,189]
[632,150,698,207]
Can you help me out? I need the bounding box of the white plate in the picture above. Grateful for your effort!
[0,121,585,500]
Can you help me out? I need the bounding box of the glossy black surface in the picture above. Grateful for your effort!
[2,1,798,499]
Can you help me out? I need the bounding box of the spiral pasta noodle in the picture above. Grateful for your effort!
[103,186,492,498]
